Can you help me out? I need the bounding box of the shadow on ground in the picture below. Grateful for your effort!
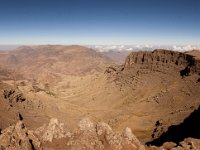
[147,106,200,146]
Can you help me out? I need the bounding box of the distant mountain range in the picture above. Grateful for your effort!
[1,44,200,52]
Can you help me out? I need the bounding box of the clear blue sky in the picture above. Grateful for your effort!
[0,0,199,45]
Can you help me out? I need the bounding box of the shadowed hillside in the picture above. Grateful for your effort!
[147,106,200,146]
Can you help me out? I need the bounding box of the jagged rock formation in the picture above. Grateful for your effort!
[0,118,70,150]
[67,118,145,150]
[34,118,71,142]
[0,120,38,150]
[0,118,145,150]
[0,118,199,150]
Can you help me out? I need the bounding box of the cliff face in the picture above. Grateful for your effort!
[124,49,200,75]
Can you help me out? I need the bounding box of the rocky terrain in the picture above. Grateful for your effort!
[105,49,200,142]
[0,117,199,150]
[0,46,200,149]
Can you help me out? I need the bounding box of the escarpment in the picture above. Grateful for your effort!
[124,49,200,76]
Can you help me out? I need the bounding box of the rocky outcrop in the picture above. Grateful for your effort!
[34,118,71,142]
[0,118,200,150]
[3,89,26,103]
[0,118,70,150]
[0,121,38,150]
[124,49,200,76]
[0,118,144,150]
[67,118,145,150]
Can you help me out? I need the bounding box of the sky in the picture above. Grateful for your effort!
[0,0,200,45]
